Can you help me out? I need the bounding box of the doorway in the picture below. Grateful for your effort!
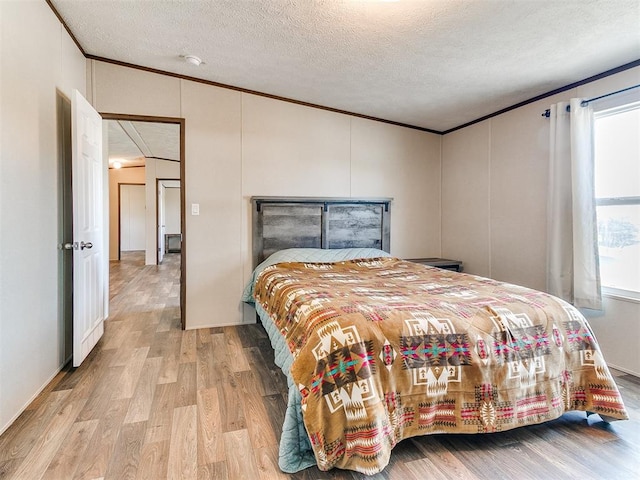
[103,114,186,329]
[157,179,181,265]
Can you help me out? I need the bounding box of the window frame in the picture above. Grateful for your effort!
[593,101,640,302]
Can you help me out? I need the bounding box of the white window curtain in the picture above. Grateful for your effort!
[547,98,602,310]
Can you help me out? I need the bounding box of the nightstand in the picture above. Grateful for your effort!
[405,257,463,272]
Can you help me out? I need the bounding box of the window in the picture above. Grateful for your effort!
[594,102,640,299]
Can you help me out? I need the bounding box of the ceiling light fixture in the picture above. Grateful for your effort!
[113,161,122,169]
[184,54,202,66]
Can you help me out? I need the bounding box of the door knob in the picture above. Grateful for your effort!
[80,241,93,250]
[63,243,75,250]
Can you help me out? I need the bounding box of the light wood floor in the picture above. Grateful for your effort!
[1,251,639,479]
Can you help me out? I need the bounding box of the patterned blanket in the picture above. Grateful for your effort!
[253,257,628,474]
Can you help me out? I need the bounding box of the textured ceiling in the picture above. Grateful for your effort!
[107,120,180,168]
[53,0,640,132]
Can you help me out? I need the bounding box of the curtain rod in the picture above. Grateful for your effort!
[541,83,640,118]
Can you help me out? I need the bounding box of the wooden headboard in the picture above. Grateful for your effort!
[251,196,392,267]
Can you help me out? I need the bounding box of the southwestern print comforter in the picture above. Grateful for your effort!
[253,257,628,475]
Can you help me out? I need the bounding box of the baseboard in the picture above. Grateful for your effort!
[185,319,257,330]
[608,363,640,378]
[0,362,66,436]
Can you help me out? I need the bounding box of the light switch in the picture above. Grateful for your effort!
[191,203,200,215]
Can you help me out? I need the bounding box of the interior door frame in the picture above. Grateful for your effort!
[102,113,186,330]
[156,178,181,265]
[117,182,145,261]
[57,91,74,364]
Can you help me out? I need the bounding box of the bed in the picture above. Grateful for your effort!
[243,197,628,475]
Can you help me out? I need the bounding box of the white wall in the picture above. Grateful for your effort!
[442,66,640,375]
[0,1,86,433]
[350,117,442,258]
[442,122,491,277]
[90,61,442,329]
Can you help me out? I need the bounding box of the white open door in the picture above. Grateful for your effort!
[71,89,106,367]
[158,182,165,264]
